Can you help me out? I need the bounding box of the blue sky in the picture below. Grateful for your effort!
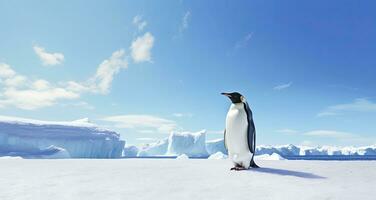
[1,0,376,146]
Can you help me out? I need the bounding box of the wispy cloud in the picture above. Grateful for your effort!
[136,137,157,141]
[276,129,298,134]
[317,98,376,117]
[235,32,253,49]
[180,11,191,33]
[174,11,191,39]
[33,45,64,66]
[273,82,292,90]
[172,113,193,118]
[65,49,128,95]
[133,15,147,31]
[130,32,155,63]
[316,111,339,117]
[304,130,355,139]
[206,130,224,134]
[68,101,95,110]
[90,49,128,94]
[101,115,179,134]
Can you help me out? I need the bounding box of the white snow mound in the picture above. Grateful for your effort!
[208,151,228,159]
[176,154,190,160]
[255,153,286,160]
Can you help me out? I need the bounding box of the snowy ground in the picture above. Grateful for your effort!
[0,159,375,200]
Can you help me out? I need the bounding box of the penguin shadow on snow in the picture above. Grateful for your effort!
[247,167,326,179]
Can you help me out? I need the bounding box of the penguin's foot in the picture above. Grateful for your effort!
[230,166,247,171]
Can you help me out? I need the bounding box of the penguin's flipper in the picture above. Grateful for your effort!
[243,102,256,154]
[224,129,228,151]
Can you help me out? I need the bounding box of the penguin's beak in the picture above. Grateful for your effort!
[221,92,231,98]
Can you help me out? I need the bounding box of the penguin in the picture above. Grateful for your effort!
[221,92,259,170]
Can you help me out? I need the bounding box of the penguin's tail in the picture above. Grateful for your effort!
[250,159,260,168]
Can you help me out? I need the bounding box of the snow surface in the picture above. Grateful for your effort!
[0,159,375,200]
[0,115,125,158]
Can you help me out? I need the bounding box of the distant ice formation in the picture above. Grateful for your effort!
[123,145,139,157]
[0,115,125,158]
[167,130,208,157]
[136,134,376,158]
[137,138,169,157]
[206,138,227,155]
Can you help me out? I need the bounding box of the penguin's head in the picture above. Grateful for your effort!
[221,92,244,104]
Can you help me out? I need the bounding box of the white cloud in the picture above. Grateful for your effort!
[4,75,27,88]
[70,101,95,110]
[130,32,154,63]
[172,113,193,118]
[0,49,127,110]
[206,130,224,134]
[65,49,128,94]
[318,98,376,117]
[300,140,313,146]
[0,63,80,109]
[329,98,376,112]
[1,87,78,110]
[133,15,147,31]
[1,35,147,110]
[90,49,128,94]
[33,45,64,66]
[0,63,16,78]
[102,115,179,133]
[304,130,355,139]
[273,82,292,90]
[316,111,339,117]
[32,79,50,90]
[235,32,253,49]
[136,137,157,141]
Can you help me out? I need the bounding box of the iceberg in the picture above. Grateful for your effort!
[256,144,376,157]
[123,145,139,157]
[206,138,227,155]
[137,138,168,156]
[137,130,209,157]
[167,130,209,157]
[133,131,376,158]
[0,115,125,158]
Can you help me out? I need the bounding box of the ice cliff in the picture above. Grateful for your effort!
[0,116,125,158]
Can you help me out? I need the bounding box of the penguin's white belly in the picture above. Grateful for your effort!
[225,104,252,165]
